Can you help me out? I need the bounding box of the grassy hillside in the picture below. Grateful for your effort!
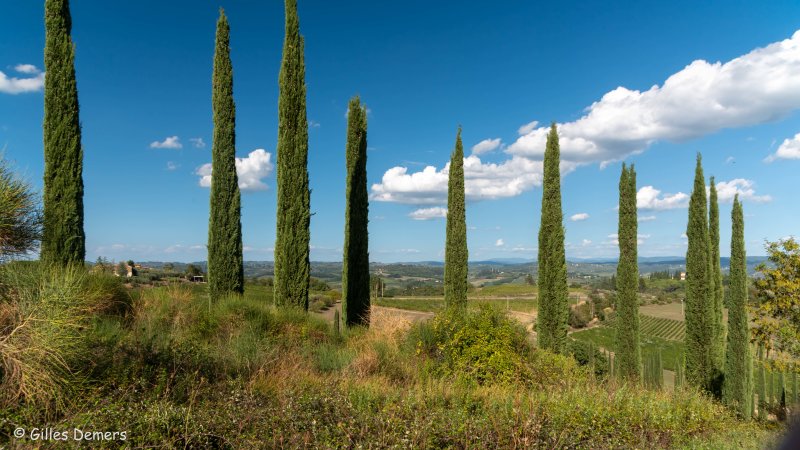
[0,263,781,448]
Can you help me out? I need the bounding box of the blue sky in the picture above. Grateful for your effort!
[2,0,800,263]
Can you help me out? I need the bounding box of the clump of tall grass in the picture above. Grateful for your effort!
[1,263,92,412]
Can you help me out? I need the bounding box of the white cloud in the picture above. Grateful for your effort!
[471,138,502,155]
[371,155,577,204]
[0,66,44,94]
[637,185,689,210]
[14,64,40,74]
[196,149,274,191]
[712,178,772,203]
[517,120,539,135]
[581,239,592,246]
[570,212,589,222]
[639,215,657,222]
[309,120,321,128]
[496,239,505,247]
[766,132,800,161]
[189,137,206,148]
[166,161,179,171]
[507,31,800,166]
[408,207,447,220]
[725,156,736,164]
[150,136,182,149]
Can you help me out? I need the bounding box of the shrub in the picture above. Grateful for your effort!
[414,305,533,385]
[569,302,593,328]
[0,263,95,412]
[0,156,42,261]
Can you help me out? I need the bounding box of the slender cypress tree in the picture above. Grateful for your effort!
[615,164,641,381]
[207,10,244,301]
[709,177,725,371]
[685,154,714,390]
[274,0,311,310]
[42,0,85,266]
[536,123,569,353]
[444,127,468,310]
[723,195,752,418]
[342,96,370,326]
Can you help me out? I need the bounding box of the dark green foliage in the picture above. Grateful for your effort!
[333,309,340,337]
[444,128,468,310]
[342,96,370,326]
[675,352,685,391]
[793,365,798,406]
[708,178,725,371]
[723,195,753,418]
[41,0,85,266]
[684,154,714,391]
[207,10,244,301]
[757,353,767,420]
[644,349,664,390]
[536,124,569,354]
[274,0,311,310]
[614,164,641,381]
[0,157,42,261]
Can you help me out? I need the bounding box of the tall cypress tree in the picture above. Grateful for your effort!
[536,123,569,353]
[207,10,244,301]
[685,154,714,390]
[342,96,370,326]
[615,164,641,381]
[709,177,725,372]
[42,0,85,266]
[723,195,753,418]
[274,0,311,310]
[444,127,468,310]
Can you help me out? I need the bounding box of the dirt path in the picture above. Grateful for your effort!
[315,302,434,324]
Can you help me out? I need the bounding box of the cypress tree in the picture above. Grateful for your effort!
[536,123,569,354]
[615,164,641,381]
[274,0,311,310]
[41,0,85,266]
[342,96,370,326]
[723,195,752,418]
[444,127,468,310]
[207,10,244,301]
[684,154,714,390]
[709,177,725,371]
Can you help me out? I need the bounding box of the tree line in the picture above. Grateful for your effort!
[36,0,760,419]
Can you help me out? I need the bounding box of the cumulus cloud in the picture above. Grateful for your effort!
[408,207,447,220]
[150,136,182,149]
[166,161,179,171]
[189,137,206,148]
[471,138,502,155]
[712,178,772,203]
[637,186,690,210]
[0,64,44,94]
[496,239,505,247]
[14,64,40,74]
[196,149,274,191]
[766,132,800,161]
[581,239,592,246]
[570,213,589,222]
[639,215,657,222]
[507,31,800,166]
[517,120,539,135]
[371,155,576,204]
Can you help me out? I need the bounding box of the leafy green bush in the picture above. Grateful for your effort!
[414,305,533,385]
[569,302,593,328]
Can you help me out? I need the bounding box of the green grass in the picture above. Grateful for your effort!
[472,283,537,297]
[1,269,781,448]
[571,325,685,371]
